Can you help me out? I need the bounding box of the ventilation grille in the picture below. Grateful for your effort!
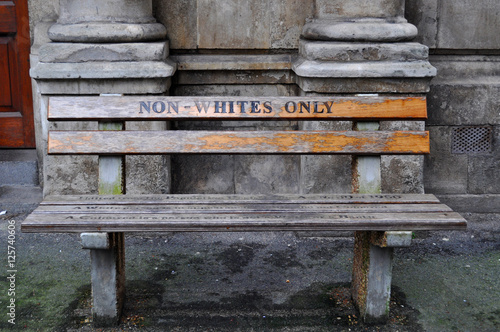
[452,126,492,154]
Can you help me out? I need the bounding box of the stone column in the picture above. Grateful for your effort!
[31,0,176,196]
[30,0,176,327]
[296,0,435,195]
[292,0,435,323]
[294,0,435,94]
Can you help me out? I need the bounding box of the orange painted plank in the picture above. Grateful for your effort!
[48,130,430,155]
[48,96,427,120]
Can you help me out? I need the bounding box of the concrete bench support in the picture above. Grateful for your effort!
[352,231,412,323]
[85,121,127,327]
[351,121,412,323]
[82,232,125,326]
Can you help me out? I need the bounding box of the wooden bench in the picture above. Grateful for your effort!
[22,95,467,326]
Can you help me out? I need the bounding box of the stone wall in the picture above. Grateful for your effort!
[406,0,500,212]
[27,0,500,211]
[154,0,314,50]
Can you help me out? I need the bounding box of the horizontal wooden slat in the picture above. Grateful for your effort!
[21,211,467,233]
[31,203,453,214]
[24,194,467,233]
[48,130,430,155]
[39,193,443,205]
[48,96,427,120]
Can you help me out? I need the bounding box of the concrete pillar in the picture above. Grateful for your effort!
[82,233,125,326]
[49,0,164,42]
[352,232,393,324]
[352,231,412,323]
[32,0,174,97]
[292,0,435,323]
[295,0,434,195]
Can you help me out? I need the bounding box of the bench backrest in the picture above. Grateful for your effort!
[47,96,429,156]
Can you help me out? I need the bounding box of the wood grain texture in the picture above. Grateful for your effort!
[32,203,453,214]
[27,95,469,235]
[24,195,467,233]
[0,115,23,146]
[14,0,35,147]
[21,211,467,233]
[48,96,427,120]
[0,42,11,106]
[0,0,35,148]
[39,193,443,205]
[0,2,16,33]
[48,130,430,155]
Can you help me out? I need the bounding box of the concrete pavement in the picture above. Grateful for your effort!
[0,186,499,331]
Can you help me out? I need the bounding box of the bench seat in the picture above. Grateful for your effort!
[22,193,466,233]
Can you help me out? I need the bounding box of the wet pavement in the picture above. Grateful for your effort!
[0,188,499,331]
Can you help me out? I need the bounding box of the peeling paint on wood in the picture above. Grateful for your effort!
[48,130,430,155]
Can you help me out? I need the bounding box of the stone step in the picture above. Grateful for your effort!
[0,185,43,214]
[0,149,39,186]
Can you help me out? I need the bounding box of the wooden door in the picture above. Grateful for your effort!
[0,0,34,148]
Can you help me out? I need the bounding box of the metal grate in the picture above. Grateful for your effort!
[452,126,492,154]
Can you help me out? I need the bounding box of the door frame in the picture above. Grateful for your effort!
[0,0,34,148]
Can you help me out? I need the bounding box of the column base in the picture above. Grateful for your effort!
[296,76,433,94]
[302,19,417,42]
[48,22,167,43]
[31,60,175,95]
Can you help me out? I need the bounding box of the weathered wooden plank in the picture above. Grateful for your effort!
[39,193,442,205]
[48,96,427,120]
[21,212,468,233]
[30,203,453,214]
[48,130,430,155]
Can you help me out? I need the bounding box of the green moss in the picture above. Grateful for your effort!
[98,177,123,195]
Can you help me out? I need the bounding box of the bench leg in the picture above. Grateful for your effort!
[82,232,125,327]
[352,231,393,324]
[351,231,412,323]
